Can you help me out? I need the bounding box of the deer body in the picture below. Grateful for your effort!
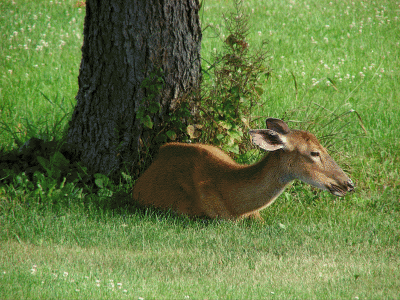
[132,118,354,220]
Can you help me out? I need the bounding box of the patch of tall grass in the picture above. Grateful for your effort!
[0,0,83,148]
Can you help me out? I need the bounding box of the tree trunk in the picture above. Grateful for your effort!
[67,0,202,176]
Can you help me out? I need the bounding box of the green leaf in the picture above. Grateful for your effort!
[224,144,239,154]
[37,156,62,179]
[255,86,264,96]
[121,172,132,181]
[95,178,104,188]
[50,151,70,171]
[94,173,110,189]
[219,121,232,130]
[228,130,242,140]
[142,115,153,129]
[37,156,50,173]
[98,188,113,198]
[166,130,177,140]
[187,125,201,139]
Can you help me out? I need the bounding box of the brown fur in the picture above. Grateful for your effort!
[132,119,354,220]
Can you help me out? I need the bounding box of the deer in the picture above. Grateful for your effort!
[132,118,354,221]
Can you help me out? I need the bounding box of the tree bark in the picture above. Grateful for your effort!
[67,0,202,176]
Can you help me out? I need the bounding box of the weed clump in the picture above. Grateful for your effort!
[194,0,271,157]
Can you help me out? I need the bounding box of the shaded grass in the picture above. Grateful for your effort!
[1,193,399,299]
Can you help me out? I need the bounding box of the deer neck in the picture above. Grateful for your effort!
[227,151,293,216]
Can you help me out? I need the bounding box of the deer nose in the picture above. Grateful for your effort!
[346,180,355,192]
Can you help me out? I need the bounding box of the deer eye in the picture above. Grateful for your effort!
[310,151,320,157]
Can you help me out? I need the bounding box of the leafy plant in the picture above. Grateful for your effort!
[137,67,195,146]
[94,173,113,197]
[137,68,164,130]
[37,151,70,180]
[198,0,271,155]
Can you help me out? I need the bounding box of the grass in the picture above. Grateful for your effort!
[1,0,400,299]
[0,0,83,146]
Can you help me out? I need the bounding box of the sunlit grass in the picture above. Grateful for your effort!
[201,0,400,206]
[1,196,399,298]
[0,0,83,147]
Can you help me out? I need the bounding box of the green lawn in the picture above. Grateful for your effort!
[1,0,399,299]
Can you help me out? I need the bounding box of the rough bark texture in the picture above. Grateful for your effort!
[67,0,202,175]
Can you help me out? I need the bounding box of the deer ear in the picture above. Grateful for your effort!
[265,118,290,134]
[249,129,286,152]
